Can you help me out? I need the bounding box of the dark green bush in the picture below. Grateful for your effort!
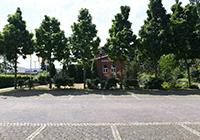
[191,70,200,83]
[105,75,119,89]
[145,77,164,89]
[0,75,14,88]
[17,79,25,88]
[53,74,74,89]
[124,78,139,89]
[101,80,106,89]
[26,79,35,90]
[190,84,199,89]
[86,78,100,89]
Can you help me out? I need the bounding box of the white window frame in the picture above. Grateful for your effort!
[111,65,116,73]
[103,65,108,74]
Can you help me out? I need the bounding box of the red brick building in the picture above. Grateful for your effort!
[94,49,125,80]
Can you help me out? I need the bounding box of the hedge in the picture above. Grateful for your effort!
[0,75,31,88]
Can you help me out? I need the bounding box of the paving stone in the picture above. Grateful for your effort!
[0,125,39,139]
[185,123,200,133]
[117,124,200,139]
[35,125,114,139]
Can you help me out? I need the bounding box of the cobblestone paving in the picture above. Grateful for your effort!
[0,122,200,139]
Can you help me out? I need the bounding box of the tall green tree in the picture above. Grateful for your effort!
[104,5,137,89]
[2,8,34,89]
[138,0,171,78]
[170,1,200,87]
[70,8,100,89]
[35,15,68,88]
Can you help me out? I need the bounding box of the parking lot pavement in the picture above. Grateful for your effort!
[1,90,200,139]
[1,122,200,139]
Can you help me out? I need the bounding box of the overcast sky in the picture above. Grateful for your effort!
[0,0,189,68]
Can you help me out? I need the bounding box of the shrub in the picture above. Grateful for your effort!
[105,75,119,89]
[124,78,139,89]
[147,77,164,89]
[191,70,200,83]
[86,79,94,89]
[161,82,171,89]
[53,74,74,89]
[182,83,188,88]
[86,78,100,89]
[190,84,199,89]
[0,75,14,88]
[34,71,49,85]
[101,80,106,89]
[26,79,35,90]
[17,79,25,88]
[138,73,151,88]
[174,84,182,89]
[93,77,100,87]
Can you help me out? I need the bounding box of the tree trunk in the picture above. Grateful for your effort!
[184,57,191,88]
[83,61,86,89]
[120,61,123,89]
[154,58,158,78]
[14,53,17,90]
[49,55,52,89]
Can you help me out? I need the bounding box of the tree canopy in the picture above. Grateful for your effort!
[35,15,69,88]
[138,0,171,78]
[104,5,137,89]
[170,0,200,87]
[2,7,34,89]
[70,8,100,89]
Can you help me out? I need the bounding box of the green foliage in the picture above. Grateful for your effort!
[17,79,24,88]
[159,54,177,82]
[138,73,163,89]
[146,77,164,89]
[101,80,107,89]
[191,70,200,82]
[190,84,199,89]
[25,79,35,90]
[41,59,49,72]
[33,71,49,85]
[161,82,172,89]
[0,75,14,88]
[124,78,139,89]
[105,74,119,89]
[138,0,171,78]
[2,8,34,89]
[104,5,137,89]
[35,15,69,88]
[124,60,140,79]
[53,74,74,89]
[68,64,76,78]
[138,73,151,88]
[86,77,100,89]
[171,2,200,87]
[85,61,92,79]
[75,64,83,83]
[91,59,99,79]
[70,8,100,89]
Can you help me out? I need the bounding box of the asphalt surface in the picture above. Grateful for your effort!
[0,90,200,139]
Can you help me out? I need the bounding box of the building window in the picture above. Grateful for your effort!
[111,65,116,73]
[103,65,108,73]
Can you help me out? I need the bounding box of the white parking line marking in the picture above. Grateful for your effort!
[127,92,140,99]
[69,96,74,100]
[179,123,200,137]
[111,125,122,140]
[102,95,106,99]
[25,124,46,140]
